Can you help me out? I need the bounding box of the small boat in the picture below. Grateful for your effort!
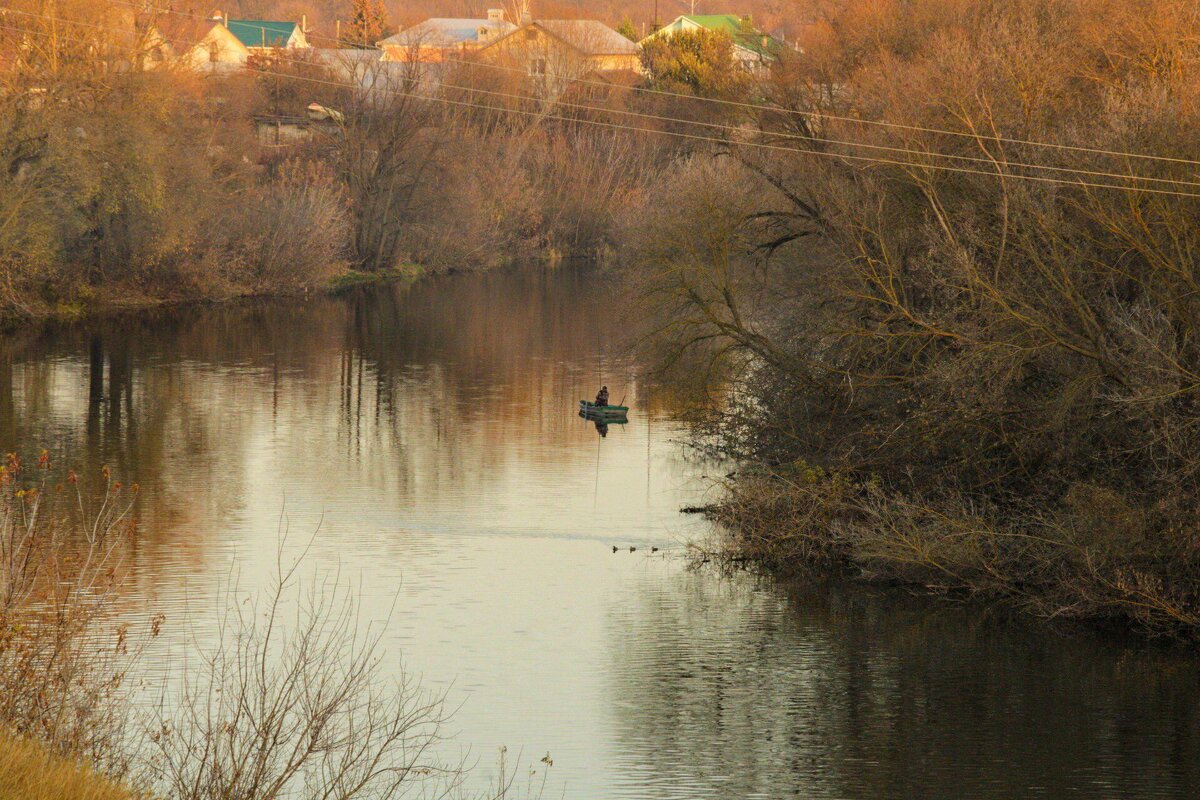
[579,400,629,418]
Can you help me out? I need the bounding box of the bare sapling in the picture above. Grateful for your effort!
[145,532,464,800]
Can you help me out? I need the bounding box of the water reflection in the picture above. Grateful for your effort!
[1,264,1198,798]
[607,574,1200,798]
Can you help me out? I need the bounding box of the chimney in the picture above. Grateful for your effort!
[301,14,308,33]
[487,8,504,24]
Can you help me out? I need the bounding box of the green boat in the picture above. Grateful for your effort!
[579,400,629,417]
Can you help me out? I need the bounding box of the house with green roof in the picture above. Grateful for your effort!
[221,16,310,51]
[639,14,786,72]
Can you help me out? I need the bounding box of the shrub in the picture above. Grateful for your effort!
[219,160,349,291]
[633,0,1200,635]
[0,454,153,778]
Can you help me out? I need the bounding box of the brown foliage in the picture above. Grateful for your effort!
[632,0,1200,634]
[220,159,349,290]
[0,454,152,778]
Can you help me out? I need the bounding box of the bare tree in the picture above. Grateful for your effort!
[331,61,449,273]
[0,454,157,780]
[146,538,462,800]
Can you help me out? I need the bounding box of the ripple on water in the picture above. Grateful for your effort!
[3,266,1199,798]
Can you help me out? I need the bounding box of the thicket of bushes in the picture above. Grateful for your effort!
[0,0,671,322]
[626,0,1200,634]
[0,15,345,320]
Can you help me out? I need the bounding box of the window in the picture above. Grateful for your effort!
[529,57,546,77]
[209,41,220,63]
[525,28,537,40]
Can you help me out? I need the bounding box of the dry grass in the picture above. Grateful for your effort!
[706,469,1200,636]
[0,734,132,800]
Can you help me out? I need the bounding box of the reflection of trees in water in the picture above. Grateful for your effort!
[0,348,12,441]
[605,574,1200,799]
[345,268,621,409]
[326,268,646,496]
[0,265,650,578]
[603,573,833,797]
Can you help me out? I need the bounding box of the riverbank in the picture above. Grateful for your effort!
[0,735,133,800]
[0,262,426,331]
[1,19,653,329]
[6,265,1200,798]
[1,233,600,331]
[613,0,1200,642]
[699,467,1200,639]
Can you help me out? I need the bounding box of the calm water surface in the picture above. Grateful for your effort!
[2,265,1199,798]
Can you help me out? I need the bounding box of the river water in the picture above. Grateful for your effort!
[2,264,1198,798]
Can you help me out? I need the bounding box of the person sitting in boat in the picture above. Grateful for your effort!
[595,386,609,407]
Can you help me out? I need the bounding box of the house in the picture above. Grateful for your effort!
[223,16,310,51]
[477,19,641,96]
[641,14,784,72]
[378,9,515,63]
[309,48,417,95]
[152,15,250,72]
[310,47,381,78]
[145,13,310,73]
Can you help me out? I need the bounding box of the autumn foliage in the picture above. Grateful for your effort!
[629,0,1200,634]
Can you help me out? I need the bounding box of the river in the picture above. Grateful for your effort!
[2,264,1198,798]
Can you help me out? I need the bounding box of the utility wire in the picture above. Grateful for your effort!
[90,0,1200,169]
[9,8,1200,191]
[237,66,1200,199]
[5,12,1200,198]
[257,49,1200,189]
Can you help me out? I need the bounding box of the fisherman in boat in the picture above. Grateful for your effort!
[595,386,609,407]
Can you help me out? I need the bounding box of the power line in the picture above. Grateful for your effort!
[5,11,1200,199]
[92,0,1200,170]
[232,66,1200,199]
[5,8,1200,191]
[273,52,1200,189]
